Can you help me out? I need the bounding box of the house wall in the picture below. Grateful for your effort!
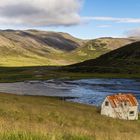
[113,105,138,120]
[101,98,116,118]
[101,98,139,120]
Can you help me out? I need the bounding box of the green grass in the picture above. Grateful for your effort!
[0,69,138,82]
[0,132,93,140]
[0,66,140,83]
[0,93,139,140]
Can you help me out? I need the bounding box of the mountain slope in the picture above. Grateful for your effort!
[71,37,135,62]
[0,30,84,66]
[0,30,136,66]
[66,41,140,74]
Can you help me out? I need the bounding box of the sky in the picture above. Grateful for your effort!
[0,0,140,39]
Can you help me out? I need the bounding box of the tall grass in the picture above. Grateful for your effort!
[0,132,94,140]
[0,93,139,140]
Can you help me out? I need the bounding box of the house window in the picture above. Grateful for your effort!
[105,101,109,106]
[124,102,127,106]
[129,111,134,116]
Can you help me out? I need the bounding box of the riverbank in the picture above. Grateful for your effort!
[0,66,140,83]
[0,93,139,140]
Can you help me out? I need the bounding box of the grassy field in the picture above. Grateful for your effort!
[0,93,139,140]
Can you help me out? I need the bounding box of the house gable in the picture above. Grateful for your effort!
[101,97,116,118]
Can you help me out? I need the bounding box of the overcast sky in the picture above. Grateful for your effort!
[0,0,140,39]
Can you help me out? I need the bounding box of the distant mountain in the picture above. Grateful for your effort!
[74,37,135,62]
[66,41,140,74]
[0,30,136,66]
[0,30,84,66]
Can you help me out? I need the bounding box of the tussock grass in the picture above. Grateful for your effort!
[0,93,139,140]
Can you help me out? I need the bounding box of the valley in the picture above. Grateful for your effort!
[0,30,135,66]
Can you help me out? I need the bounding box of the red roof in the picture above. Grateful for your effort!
[107,93,138,108]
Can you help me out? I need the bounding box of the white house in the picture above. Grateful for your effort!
[101,93,139,120]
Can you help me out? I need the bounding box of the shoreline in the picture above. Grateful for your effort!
[0,73,140,83]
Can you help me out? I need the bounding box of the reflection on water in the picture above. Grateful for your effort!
[0,78,139,106]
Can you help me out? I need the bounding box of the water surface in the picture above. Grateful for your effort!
[0,78,139,106]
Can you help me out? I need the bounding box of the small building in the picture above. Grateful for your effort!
[101,93,139,120]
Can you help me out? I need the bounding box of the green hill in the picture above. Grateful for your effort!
[66,41,140,75]
[71,37,135,62]
[0,30,135,66]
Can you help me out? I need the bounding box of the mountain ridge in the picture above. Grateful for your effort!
[0,29,137,66]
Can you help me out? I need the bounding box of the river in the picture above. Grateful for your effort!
[0,78,139,106]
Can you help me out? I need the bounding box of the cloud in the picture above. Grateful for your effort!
[0,0,82,27]
[83,17,140,23]
[125,28,140,37]
[0,0,140,28]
